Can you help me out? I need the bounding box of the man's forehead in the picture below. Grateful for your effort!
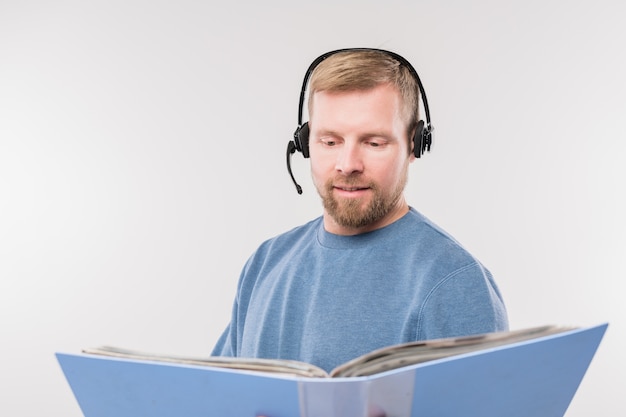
[310,86,408,128]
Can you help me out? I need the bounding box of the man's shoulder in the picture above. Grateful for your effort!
[402,207,480,264]
[404,208,464,246]
[255,216,323,253]
[238,217,322,280]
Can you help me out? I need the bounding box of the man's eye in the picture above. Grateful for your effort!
[323,140,336,146]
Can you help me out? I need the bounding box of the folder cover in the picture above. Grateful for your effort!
[56,323,607,417]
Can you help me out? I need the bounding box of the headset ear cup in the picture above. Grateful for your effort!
[294,122,310,158]
[413,120,425,158]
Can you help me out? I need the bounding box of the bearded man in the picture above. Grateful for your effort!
[212,49,508,373]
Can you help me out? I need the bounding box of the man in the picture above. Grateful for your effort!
[212,49,508,373]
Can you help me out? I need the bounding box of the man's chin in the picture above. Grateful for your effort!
[328,204,378,229]
[329,198,367,217]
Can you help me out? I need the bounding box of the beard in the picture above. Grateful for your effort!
[318,172,408,230]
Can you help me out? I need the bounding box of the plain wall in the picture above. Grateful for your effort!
[1,0,624,415]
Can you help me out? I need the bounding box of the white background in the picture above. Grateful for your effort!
[1,1,624,416]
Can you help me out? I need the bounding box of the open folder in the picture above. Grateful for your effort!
[56,323,607,417]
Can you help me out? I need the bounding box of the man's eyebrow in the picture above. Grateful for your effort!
[361,131,394,139]
[313,128,342,138]
[356,131,398,142]
[313,128,396,139]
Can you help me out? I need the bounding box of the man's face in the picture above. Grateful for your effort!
[308,83,415,235]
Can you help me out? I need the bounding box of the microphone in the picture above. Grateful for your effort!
[286,141,303,194]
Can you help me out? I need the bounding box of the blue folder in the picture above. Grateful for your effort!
[56,323,607,417]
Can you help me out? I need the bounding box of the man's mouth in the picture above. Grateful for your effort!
[334,185,369,191]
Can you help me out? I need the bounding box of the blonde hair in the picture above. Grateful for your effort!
[308,50,420,136]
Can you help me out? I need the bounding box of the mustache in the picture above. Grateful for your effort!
[326,174,377,190]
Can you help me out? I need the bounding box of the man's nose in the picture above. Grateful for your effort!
[335,142,364,175]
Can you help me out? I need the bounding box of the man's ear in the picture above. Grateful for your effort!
[408,124,419,161]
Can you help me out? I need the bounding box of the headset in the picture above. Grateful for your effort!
[286,48,433,194]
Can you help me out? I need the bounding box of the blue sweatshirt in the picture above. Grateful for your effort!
[212,207,508,373]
